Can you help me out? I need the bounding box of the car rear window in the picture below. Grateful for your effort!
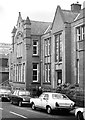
[19,91,30,96]
[52,94,69,100]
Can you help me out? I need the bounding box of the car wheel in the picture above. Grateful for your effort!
[32,103,35,110]
[46,106,52,114]
[77,112,84,120]
[18,101,22,107]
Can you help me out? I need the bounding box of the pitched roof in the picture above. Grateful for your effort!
[31,20,51,35]
[62,10,78,23]
[44,24,52,34]
[74,8,85,21]
[14,12,51,36]
[51,5,79,30]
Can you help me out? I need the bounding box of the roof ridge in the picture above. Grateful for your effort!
[62,9,79,14]
[31,20,52,23]
[62,9,71,12]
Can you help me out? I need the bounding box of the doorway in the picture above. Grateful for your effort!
[56,70,62,86]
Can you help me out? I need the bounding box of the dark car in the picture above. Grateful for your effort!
[0,89,12,102]
[10,90,31,107]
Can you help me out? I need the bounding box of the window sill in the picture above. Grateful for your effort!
[78,39,84,42]
[43,82,51,85]
[45,55,51,57]
[55,62,62,65]
[17,56,22,59]
[32,55,39,57]
[13,82,25,84]
[31,82,40,84]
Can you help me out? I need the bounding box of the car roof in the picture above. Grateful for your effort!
[14,90,29,92]
[0,89,11,92]
[42,92,63,95]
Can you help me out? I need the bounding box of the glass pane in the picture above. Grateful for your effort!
[33,75,37,80]
[33,47,37,54]
[33,41,37,45]
[33,71,37,75]
[33,64,37,69]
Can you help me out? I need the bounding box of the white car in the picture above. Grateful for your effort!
[30,92,75,114]
[75,107,85,120]
[0,89,11,101]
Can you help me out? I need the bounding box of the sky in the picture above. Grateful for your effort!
[0,0,85,44]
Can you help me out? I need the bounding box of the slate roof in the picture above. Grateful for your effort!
[62,10,78,23]
[31,20,51,35]
[30,9,79,35]
[14,7,82,36]
[74,8,85,21]
[13,18,51,36]
[51,5,79,32]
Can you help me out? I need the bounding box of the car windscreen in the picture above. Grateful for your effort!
[52,94,69,100]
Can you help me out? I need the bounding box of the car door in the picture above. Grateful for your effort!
[12,90,19,103]
[41,94,49,109]
[35,94,44,108]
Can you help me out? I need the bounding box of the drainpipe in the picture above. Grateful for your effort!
[83,2,85,108]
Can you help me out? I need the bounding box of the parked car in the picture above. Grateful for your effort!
[75,107,85,120]
[10,90,31,107]
[30,92,75,114]
[0,89,12,102]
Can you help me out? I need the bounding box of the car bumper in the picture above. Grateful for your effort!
[53,106,75,111]
[21,101,30,104]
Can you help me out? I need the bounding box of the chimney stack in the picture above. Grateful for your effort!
[71,2,81,12]
[83,1,85,8]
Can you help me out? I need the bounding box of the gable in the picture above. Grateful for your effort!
[16,12,23,28]
[52,6,65,34]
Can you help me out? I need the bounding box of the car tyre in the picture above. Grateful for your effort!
[18,101,22,107]
[32,103,36,110]
[77,112,84,120]
[46,106,52,114]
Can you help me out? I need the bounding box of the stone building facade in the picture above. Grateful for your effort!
[9,12,51,90]
[41,3,84,89]
[9,2,85,90]
[71,5,85,88]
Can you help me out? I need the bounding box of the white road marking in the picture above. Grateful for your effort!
[9,111,27,119]
[0,108,3,110]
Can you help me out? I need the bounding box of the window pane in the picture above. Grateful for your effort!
[55,35,59,62]
[33,71,37,75]
[33,47,37,54]
[55,34,62,62]
[59,35,62,62]
[33,75,37,80]
[33,63,38,82]
[77,27,81,41]
[33,41,37,45]
[33,41,38,55]
[33,64,37,69]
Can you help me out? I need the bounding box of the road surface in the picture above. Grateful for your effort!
[0,102,76,120]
